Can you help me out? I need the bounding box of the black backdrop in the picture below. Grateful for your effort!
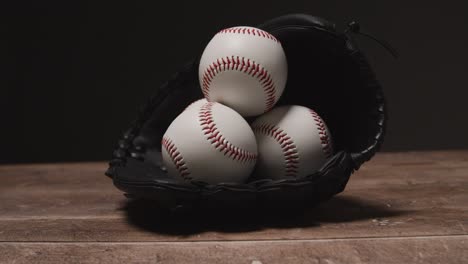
[2,1,468,164]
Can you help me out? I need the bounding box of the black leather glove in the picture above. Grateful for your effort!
[106,13,388,211]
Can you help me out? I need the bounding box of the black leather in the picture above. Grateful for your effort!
[106,14,387,211]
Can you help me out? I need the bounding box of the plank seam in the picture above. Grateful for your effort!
[0,234,467,244]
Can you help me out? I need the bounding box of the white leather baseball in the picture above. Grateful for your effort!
[199,26,288,117]
[251,105,333,180]
[161,99,258,184]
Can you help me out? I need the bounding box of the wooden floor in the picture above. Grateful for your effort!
[0,151,467,263]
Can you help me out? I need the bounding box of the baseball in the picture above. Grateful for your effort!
[161,99,258,184]
[199,26,288,117]
[251,105,333,180]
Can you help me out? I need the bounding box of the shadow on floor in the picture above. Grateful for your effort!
[123,195,409,235]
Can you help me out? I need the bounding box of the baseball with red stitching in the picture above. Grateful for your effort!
[251,105,333,179]
[161,99,258,184]
[199,26,288,117]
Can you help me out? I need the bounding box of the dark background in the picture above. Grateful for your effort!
[2,1,467,164]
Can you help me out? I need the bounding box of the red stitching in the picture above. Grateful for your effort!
[198,102,257,162]
[309,110,333,158]
[201,56,277,113]
[252,123,299,177]
[162,136,192,180]
[217,27,278,42]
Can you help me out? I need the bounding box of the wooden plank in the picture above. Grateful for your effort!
[0,236,467,264]
[0,194,466,242]
[0,152,467,242]
[0,162,122,219]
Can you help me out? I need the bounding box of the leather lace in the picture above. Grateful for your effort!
[345,21,399,58]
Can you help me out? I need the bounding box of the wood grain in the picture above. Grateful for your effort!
[0,152,467,262]
[0,236,466,264]
[1,152,467,242]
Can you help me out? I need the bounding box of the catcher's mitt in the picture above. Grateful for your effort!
[106,14,390,211]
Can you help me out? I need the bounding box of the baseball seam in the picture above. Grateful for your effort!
[310,110,333,158]
[252,123,299,177]
[201,56,277,113]
[199,102,257,163]
[162,136,192,181]
[217,27,278,42]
